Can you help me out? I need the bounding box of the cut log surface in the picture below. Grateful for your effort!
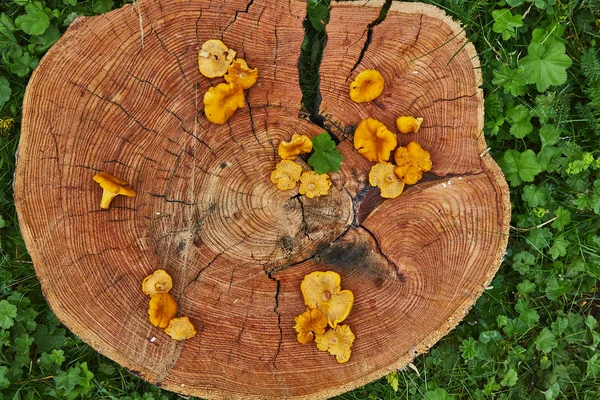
[14,0,510,398]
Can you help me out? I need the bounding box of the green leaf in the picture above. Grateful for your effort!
[0,77,10,109]
[460,337,477,360]
[544,383,561,400]
[520,41,572,92]
[386,372,399,392]
[517,279,536,295]
[0,366,9,390]
[0,300,17,329]
[63,0,77,5]
[522,185,548,207]
[424,388,453,400]
[33,324,67,352]
[535,328,558,353]
[540,124,560,147]
[492,65,527,96]
[508,105,533,138]
[545,275,571,299]
[499,149,541,186]
[512,251,535,274]
[537,145,562,173]
[528,228,552,250]
[54,367,82,392]
[307,132,343,174]
[548,235,568,260]
[587,354,600,377]
[93,0,114,14]
[551,207,570,230]
[586,315,598,331]
[516,299,540,325]
[501,368,518,387]
[492,9,523,41]
[15,3,50,36]
[307,0,329,32]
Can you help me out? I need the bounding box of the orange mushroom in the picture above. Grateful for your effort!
[142,270,173,296]
[298,171,331,199]
[369,162,405,199]
[148,293,178,329]
[300,271,353,328]
[396,116,424,134]
[203,82,245,125]
[224,58,259,90]
[164,316,197,341]
[278,134,313,160]
[393,141,432,185]
[353,118,397,163]
[198,39,236,78]
[315,324,355,363]
[294,308,328,344]
[349,69,384,103]
[270,160,302,190]
[92,172,136,209]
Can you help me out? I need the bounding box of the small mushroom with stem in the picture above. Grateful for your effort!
[92,172,136,209]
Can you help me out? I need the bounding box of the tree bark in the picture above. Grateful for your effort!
[14,0,510,398]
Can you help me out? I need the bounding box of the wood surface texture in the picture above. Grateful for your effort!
[14,0,510,398]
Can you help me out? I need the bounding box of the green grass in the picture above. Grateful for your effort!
[1,0,600,399]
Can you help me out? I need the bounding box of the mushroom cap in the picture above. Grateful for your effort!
[300,271,353,327]
[393,141,432,185]
[315,324,355,363]
[164,316,197,341]
[203,82,245,125]
[148,293,178,329]
[396,116,424,134]
[349,69,385,103]
[93,172,136,196]
[298,171,331,199]
[294,308,328,344]
[278,134,313,160]
[198,39,236,78]
[353,118,397,163]
[224,58,259,90]
[142,269,173,296]
[270,160,302,190]
[369,162,405,199]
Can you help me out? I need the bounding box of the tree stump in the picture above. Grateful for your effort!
[14,0,510,398]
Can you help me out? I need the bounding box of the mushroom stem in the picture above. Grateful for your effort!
[99,190,118,209]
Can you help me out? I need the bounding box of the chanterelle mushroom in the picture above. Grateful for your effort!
[224,58,259,90]
[270,160,302,190]
[203,82,245,125]
[349,69,385,103]
[315,324,355,363]
[298,171,331,199]
[92,172,136,209]
[353,118,397,163]
[394,141,432,185]
[369,162,405,199]
[198,39,236,78]
[300,271,353,328]
[142,270,173,296]
[164,316,197,341]
[148,293,178,329]
[278,134,313,160]
[294,308,328,344]
[396,116,424,134]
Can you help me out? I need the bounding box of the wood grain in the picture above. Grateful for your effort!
[14,0,510,398]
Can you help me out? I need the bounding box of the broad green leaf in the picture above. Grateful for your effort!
[500,368,518,387]
[0,300,17,329]
[307,132,343,174]
[528,228,552,250]
[0,77,10,109]
[492,65,527,96]
[54,367,82,392]
[543,382,561,400]
[0,366,9,390]
[522,185,547,207]
[517,279,536,294]
[551,207,570,230]
[535,328,558,353]
[537,145,562,173]
[479,330,501,344]
[492,9,523,41]
[33,324,67,352]
[460,337,476,360]
[587,354,600,377]
[508,105,533,138]
[516,299,540,325]
[545,274,570,299]
[424,388,453,400]
[512,251,535,274]
[93,0,114,14]
[307,0,329,32]
[586,314,598,331]
[15,3,50,36]
[520,41,572,92]
[31,24,60,52]
[499,150,541,186]
[540,124,560,147]
[548,235,568,260]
